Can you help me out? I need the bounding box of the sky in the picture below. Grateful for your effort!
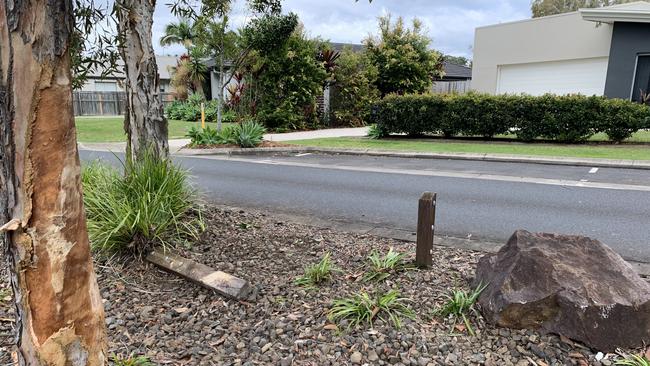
[154,0,533,59]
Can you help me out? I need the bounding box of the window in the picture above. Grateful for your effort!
[94,81,119,92]
[632,55,650,102]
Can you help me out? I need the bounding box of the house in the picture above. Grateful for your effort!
[79,55,179,94]
[472,1,650,101]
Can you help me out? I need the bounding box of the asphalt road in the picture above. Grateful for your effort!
[79,150,650,262]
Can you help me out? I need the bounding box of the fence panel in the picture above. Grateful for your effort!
[73,92,174,116]
[431,80,472,94]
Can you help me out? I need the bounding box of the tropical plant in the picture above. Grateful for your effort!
[365,14,444,96]
[640,89,650,106]
[236,120,266,148]
[434,283,488,336]
[295,253,338,288]
[318,49,341,76]
[329,289,415,329]
[186,121,265,148]
[364,247,411,282]
[82,152,203,255]
[160,17,197,50]
[367,124,387,139]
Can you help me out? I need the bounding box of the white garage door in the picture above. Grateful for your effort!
[496,57,608,96]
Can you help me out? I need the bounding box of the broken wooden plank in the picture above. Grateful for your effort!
[146,250,251,300]
[416,192,436,268]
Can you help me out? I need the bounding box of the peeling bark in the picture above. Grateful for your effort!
[0,1,107,365]
[116,0,169,161]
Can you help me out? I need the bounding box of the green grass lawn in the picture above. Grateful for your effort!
[75,116,224,143]
[287,137,650,160]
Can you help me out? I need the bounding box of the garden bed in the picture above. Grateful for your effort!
[0,205,638,365]
[186,140,291,149]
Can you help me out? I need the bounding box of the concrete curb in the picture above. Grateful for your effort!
[208,202,650,277]
[176,146,650,170]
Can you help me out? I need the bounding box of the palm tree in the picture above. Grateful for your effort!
[160,18,196,50]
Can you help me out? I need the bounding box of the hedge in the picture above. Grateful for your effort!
[369,93,650,142]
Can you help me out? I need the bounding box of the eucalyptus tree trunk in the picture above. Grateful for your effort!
[116,0,169,160]
[0,0,107,364]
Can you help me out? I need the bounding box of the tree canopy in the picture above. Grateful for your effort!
[531,0,638,17]
[365,15,444,96]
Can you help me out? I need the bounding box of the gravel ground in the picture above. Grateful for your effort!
[0,205,638,365]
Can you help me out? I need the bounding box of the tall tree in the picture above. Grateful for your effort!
[365,15,444,96]
[116,0,169,160]
[531,0,638,17]
[0,0,107,364]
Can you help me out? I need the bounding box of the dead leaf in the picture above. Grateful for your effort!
[568,352,585,359]
[645,346,650,360]
[323,324,338,331]
[454,323,466,333]
[560,334,574,347]
[173,307,189,314]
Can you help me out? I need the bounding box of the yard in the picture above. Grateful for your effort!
[287,135,650,161]
[75,116,225,143]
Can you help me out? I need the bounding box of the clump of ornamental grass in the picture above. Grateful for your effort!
[111,354,154,366]
[434,282,487,336]
[364,247,411,282]
[295,253,338,288]
[329,289,415,329]
[616,355,650,366]
[82,151,203,255]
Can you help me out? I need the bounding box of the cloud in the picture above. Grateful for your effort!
[153,0,531,58]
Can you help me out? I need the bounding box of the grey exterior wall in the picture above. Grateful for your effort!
[604,22,650,99]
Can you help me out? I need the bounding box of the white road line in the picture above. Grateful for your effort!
[194,156,650,193]
[589,167,599,174]
[295,153,312,157]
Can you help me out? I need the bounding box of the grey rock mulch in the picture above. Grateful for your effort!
[0,205,639,365]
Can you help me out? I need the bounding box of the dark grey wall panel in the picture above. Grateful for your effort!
[604,22,650,100]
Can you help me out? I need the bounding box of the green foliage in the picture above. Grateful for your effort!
[160,17,197,49]
[364,248,411,282]
[616,355,650,366]
[165,96,237,123]
[367,124,388,139]
[434,283,487,336]
[250,33,328,131]
[295,253,338,288]
[110,354,155,366]
[330,48,380,127]
[82,153,203,254]
[243,13,299,54]
[186,121,265,148]
[365,15,444,96]
[444,55,471,67]
[371,93,650,143]
[531,0,635,18]
[236,120,266,148]
[329,289,415,329]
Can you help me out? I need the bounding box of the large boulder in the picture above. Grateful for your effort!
[475,230,650,351]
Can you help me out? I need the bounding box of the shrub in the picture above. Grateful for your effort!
[82,153,203,254]
[295,253,338,288]
[329,289,414,329]
[371,93,650,143]
[236,121,266,148]
[186,121,266,148]
[434,283,487,336]
[330,48,380,127]
[367,124,388,139]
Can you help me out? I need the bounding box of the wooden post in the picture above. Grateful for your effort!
[416,192,436,268]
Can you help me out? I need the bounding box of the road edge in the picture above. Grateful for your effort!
[207,202,650,278]
[175,146,650,170]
